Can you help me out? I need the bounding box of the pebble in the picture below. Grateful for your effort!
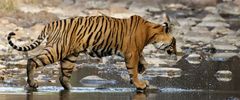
[177,18,197,27]
[120,71,130,81]
[197,21,230,27]
[166,3,188,10]
[0,18,10,24]
[143,44,157,54]
[183,31,214,43]
[0,44,8,53]
[214,70,232,82]
[204,6,218,14]
[129,1,159,14]
[80,75,116,87]
[235,42,240,47]
[145,57,168,66]
[217,3,240,15]
[48,80,56,83]
[202,14,225,22]
[18,5,42,13]
[185,53,203,64]
[191,26,209,33]
[226,96,240,100]
[7,60,27,67]
[84,0,110,9]
[34,75,51,83]
[213,44,238,51]
[211,27,235,35]
[0,64,7,69]
[213,34,240,44]
[145,67,182,78]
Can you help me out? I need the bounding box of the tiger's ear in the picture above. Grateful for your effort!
[162,13,181,33]
[163,22,170,33]
[163,13,170,23]
[162,13,171,33]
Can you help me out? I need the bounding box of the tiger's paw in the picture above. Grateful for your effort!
[26,80,38,89]
[61,82,72,90]
[27,80,39,89]
[134,80,149,93]
[25,81,38,91]
[59,77,72,90]
[136,87,147,93]
[136,81,149,93]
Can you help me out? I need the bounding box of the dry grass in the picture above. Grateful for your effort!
[0,0,16,11]
[23,0,39,4]
[0,0,43,13]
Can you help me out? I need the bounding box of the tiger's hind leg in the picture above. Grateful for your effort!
[27,47,59,89]
[59,53,79,90]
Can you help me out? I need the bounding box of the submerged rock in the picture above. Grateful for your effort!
[226,96,240,100]
[210,53,238,61]
[145,67,182,78]
[185,53,203,64]
[214,70,232,82]
[80,75,116,87]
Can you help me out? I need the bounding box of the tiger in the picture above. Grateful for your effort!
[7,14,177,91]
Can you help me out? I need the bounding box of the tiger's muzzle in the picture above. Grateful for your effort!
[166,37,177,55]
[153,37,177,59]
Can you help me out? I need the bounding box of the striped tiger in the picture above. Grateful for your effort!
[7,14,176,91]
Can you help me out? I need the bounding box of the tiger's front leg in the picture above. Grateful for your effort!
[125,52,149,91]
[138,54,148,74]
[59,53,79,90]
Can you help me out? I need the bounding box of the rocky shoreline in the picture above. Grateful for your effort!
[0,0,239,87]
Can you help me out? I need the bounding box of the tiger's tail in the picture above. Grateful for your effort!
[7,29,47,51]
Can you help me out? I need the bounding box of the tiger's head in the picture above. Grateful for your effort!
[146,14,177,56]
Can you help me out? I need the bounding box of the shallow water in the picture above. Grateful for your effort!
[0,86,239,100]
[0,55,240,100]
